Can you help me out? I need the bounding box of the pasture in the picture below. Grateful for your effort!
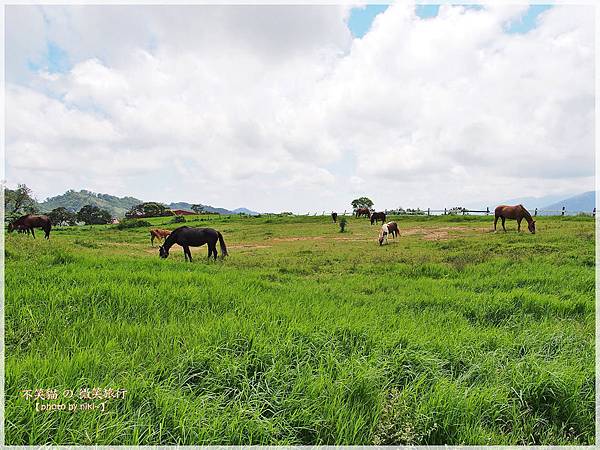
[4,214,595,445]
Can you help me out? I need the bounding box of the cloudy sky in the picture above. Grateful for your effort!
[5,3,595,213]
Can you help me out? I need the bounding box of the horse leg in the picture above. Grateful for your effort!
[494,216,498,232]
[184,246,192,262]
[30,227,35,239]
[211,244,218,260]
[501,217,506,232]
[45,227,50,239]
[517,218,522,232]
[151,234,155,247]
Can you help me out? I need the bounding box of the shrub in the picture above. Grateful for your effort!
[339,217,347,232]
[115,218,152,230]
[171,216,186,223]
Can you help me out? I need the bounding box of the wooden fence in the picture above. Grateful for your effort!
[303,207,597,217]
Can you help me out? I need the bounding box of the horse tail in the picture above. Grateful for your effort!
[217,231,228,257]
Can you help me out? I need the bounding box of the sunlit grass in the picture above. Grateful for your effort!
[4,214,595,444]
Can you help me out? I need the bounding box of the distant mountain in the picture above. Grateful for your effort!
[168,202,232,215]
[38,189,260,217]
[231,207,260,216]
[39,190,142,218]
[539,191,595,215]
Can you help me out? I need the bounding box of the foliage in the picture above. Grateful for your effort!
[115,218,153,230]
[125,202,171,218]
[351,197,374,210]
[39,189,142,218]
[47,207,78,226]
[4,184,38,217]
[191,204,205,214]
[339,217,348,232]
[76,204,112,225]
[447,207,467,215]
[171,215,186,223]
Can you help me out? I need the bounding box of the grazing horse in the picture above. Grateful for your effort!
[379,221,399,245]
[159,226,228,261]
[8,214,51,239]
[494,204,536,233]
[150,228,171,247]
[370,211,386,225]
[355,208,371,219]
[331,212,338,223]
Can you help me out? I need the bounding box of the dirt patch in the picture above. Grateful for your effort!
[229,244,272,249]
[270,236,371,242]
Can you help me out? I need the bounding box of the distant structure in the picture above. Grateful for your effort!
[171,209,196,216]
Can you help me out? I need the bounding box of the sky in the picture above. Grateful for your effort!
[4,3,595,213]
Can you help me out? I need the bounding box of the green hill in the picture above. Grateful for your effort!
[39,190,143,218]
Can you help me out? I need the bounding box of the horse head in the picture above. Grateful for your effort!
[159,245,169,258]
[528,220,536,234]
[7,222,15,233]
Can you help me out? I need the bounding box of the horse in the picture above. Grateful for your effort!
[331,212,338,223]
[379,221,399,245]
[494,204,536,233]
[159,226,228,261]
[355,208,371,219]
[8,214,51,239]
[150,228,171,247]
[370,211,386,225]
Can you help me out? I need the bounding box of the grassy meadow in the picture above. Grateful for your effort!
[4,213,596,445]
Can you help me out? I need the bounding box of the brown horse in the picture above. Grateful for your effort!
[8,214,52,239]
[150,228,171,246]
[494,204,536,233]
[355,208,371,218]
[331,212,338,223]
[370,211,386,225]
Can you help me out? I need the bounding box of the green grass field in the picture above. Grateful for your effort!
[4,214,595,445]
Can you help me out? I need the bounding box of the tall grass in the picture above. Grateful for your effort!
[4,214,595,444]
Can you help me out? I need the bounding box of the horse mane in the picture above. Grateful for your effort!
[519,205,533,221]
[162,226,187,249]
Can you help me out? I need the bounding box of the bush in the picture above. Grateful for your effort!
[171,216,186,223]
[339,217,347,233]
[115,218,152,230]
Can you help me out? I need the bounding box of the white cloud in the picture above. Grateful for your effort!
[5,4,594,212]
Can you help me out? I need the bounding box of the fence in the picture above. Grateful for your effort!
[301,207,597,217]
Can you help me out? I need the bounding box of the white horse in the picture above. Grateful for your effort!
[379,223,390,246]
[379,221,399,246]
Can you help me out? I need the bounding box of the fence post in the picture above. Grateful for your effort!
[427,208,430,216]
[343,210,347,216]
[561,206,565,216]
[322,211,325,216]
[444,207,447,215]
[486,207,489,215]
[534,208,538,216]
[593,208,596,217]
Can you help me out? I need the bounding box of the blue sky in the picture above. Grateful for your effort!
[347,4,553,38]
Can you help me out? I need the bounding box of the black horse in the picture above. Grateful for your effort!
[370,212,386,225]
[331,212,338,223]
[159,226,228,261]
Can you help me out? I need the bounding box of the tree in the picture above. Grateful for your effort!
[191,204,205,214]
[125,202,169,218]
[47,207,78,226]
[77,205,112,225]
[5,183,38,216]
[351,197,374,210]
